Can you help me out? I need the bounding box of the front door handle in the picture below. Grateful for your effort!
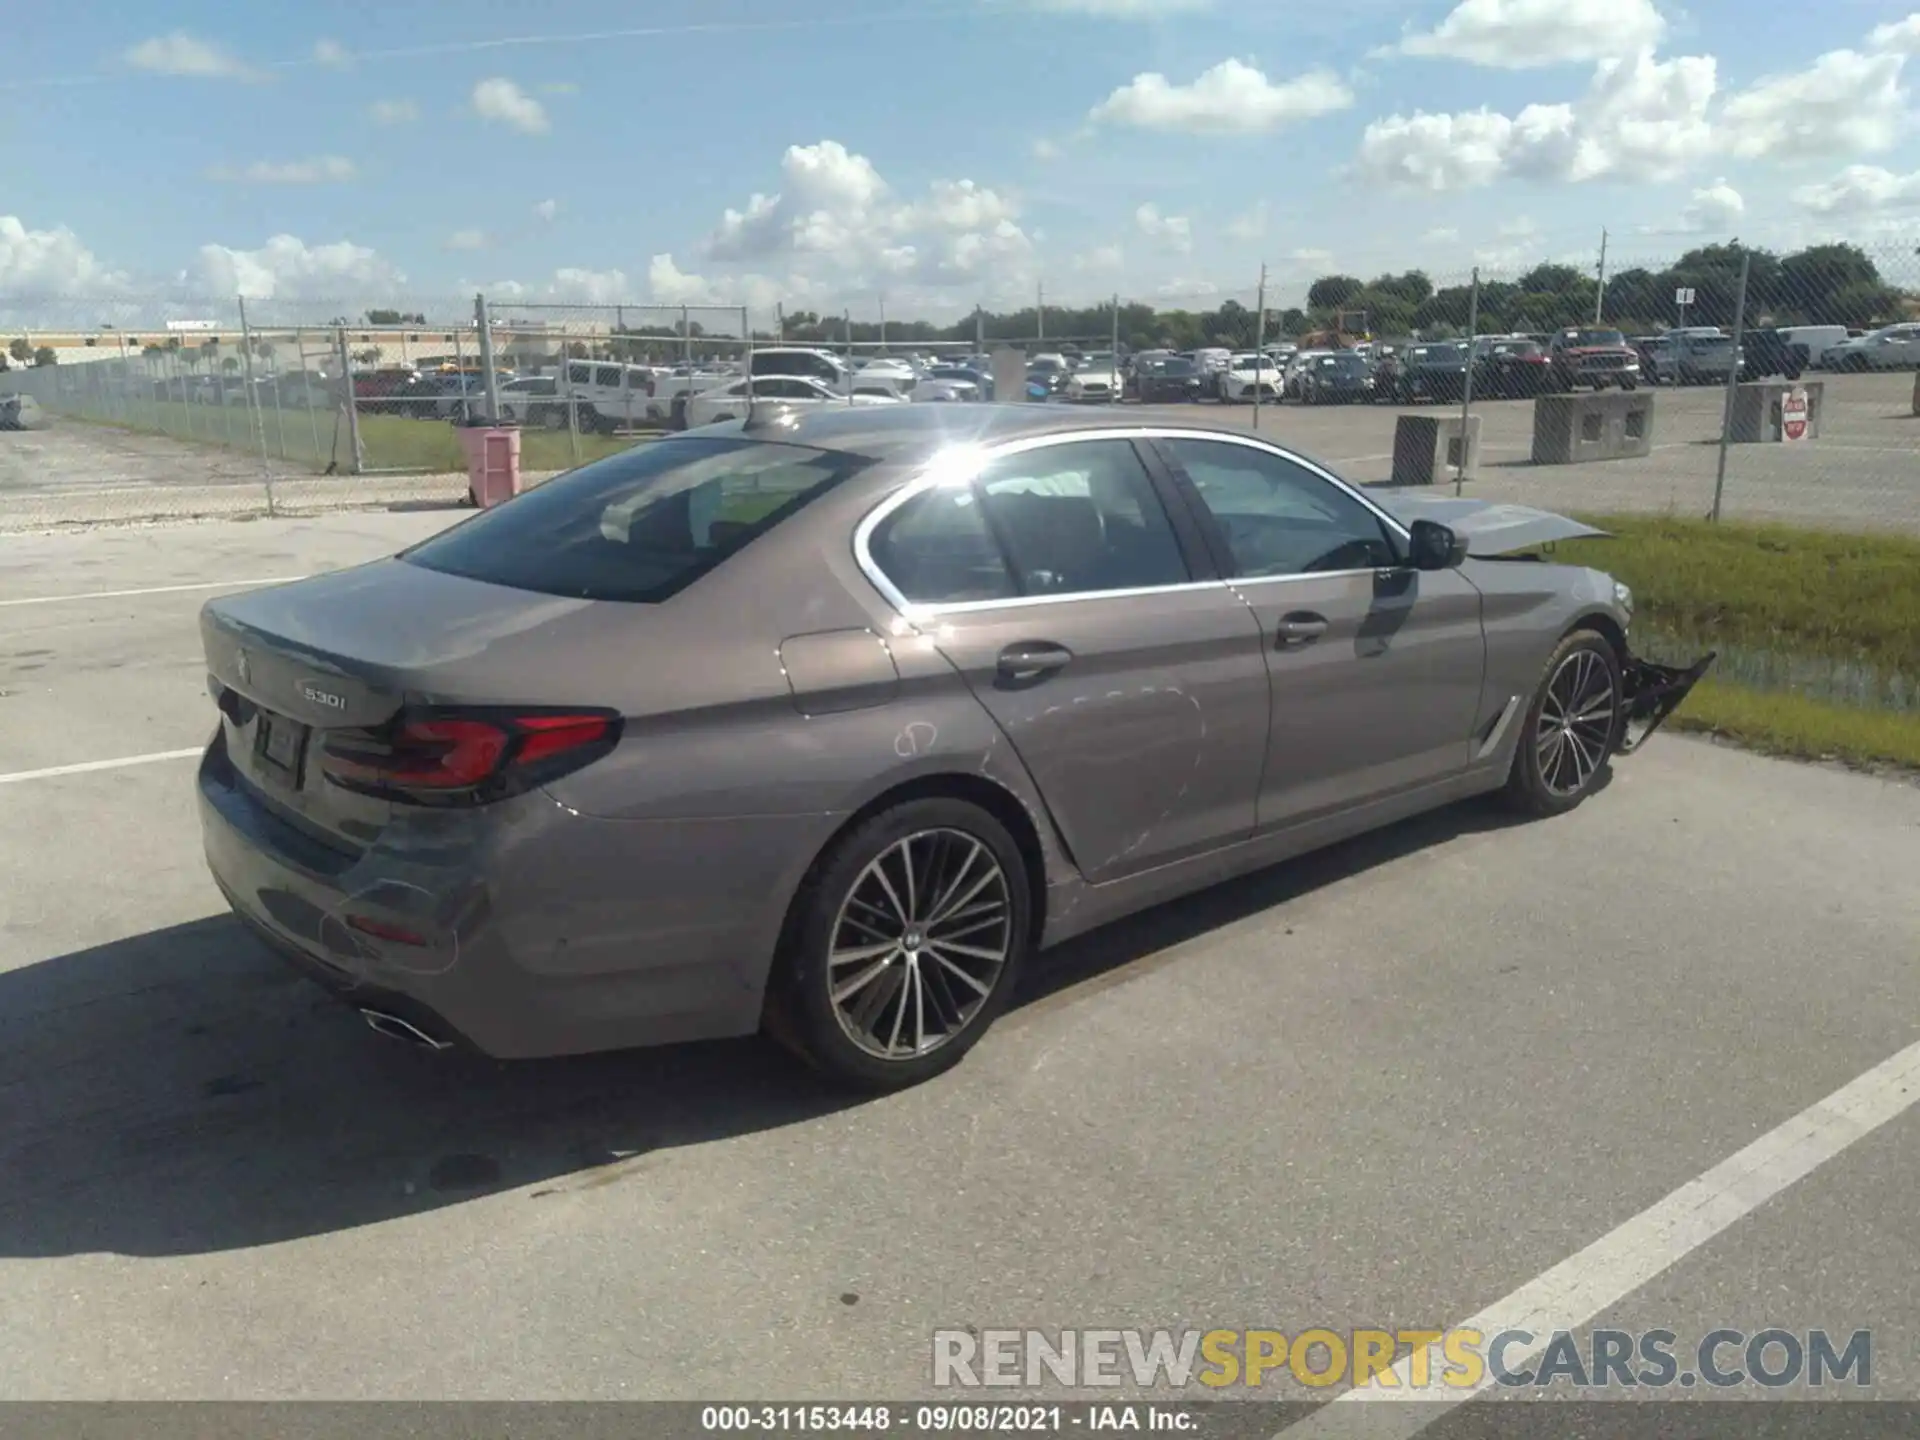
[996,641,1073,678]
[1276,612,1329,645]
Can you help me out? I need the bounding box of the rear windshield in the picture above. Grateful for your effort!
[400,437,869,603]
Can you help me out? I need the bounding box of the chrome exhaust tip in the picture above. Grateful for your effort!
[359,1008,453,1051]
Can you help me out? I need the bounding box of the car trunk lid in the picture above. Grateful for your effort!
[199,560,597,852]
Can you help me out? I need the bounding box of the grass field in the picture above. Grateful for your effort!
[49,395,643,474]
[1560,515,1920,769]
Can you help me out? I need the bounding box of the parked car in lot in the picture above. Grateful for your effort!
[1065,352,1123,403]
[1631,335,1677,385]
[1297,351,1374,404]
[1771,325,1848,369]
[1737,328,1809,382]
[195,404,1712,1092]
[1476,338,1554,399]
[752,347,857,392]
[1674,334,1743,386]
[685,375,904,428]
[494,376,569,427]
[1821,322,1920,371]
[1548,328,1640,391]
[1281,350,1332,399]
[1218,352,1283,402]
[924,365,995,401]
[1130,354,1207,404]
[1394,342,1470,403]
[1025,359,1071,401]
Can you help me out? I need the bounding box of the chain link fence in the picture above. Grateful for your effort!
[2,230,1915,534]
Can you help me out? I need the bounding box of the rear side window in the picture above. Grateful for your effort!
[400,438,869,603]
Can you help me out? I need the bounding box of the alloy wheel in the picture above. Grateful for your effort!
[827,828,1013,1062]
[1535,649,1616,797]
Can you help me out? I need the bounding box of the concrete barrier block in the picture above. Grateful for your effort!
[1391,413,1481,486]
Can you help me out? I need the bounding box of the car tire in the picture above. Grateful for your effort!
[765,797,1034,1093]
[1499,629,1622,819]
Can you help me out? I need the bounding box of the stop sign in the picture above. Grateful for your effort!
[1782,387,1810,442]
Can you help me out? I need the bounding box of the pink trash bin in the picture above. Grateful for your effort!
[458,425,522,508]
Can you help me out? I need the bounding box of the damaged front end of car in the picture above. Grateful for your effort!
[1617,650,1716,754]
[1369,491,1718,756]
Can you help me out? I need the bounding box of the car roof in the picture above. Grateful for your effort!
[694,400,1208,465]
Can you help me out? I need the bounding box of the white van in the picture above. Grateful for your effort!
[1776,326,1849,367]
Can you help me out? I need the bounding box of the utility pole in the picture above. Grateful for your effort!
[1252,263,1268,428]
[1036,282,1045,344]
[1109,293,1120,406]
[878,294,887,352]
[1594,228,1610,324]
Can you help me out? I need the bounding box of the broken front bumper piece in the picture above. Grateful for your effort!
[1617,651,1717,755]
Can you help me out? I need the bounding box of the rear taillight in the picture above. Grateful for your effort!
[320,707,622,805]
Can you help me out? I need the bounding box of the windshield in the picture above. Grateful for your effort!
[1414,344,1466,362]
[400,437,870,603]
[1566,329,1626,347]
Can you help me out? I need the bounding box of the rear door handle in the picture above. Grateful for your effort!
[997,641,1073,677]
[1276,612,1329,645]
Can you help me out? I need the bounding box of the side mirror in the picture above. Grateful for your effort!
[1408,519,1469,570]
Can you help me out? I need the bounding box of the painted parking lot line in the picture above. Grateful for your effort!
[1275,1032,1920,1437]
[0,748,204,785]
[0,576,306,608]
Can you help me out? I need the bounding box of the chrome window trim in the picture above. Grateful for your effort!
[850,425,1413,622]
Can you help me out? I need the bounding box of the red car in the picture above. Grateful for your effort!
[1548,328,1641,391]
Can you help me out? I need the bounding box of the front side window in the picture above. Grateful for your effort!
[401,437,867,603]
[1159,439,1399,578]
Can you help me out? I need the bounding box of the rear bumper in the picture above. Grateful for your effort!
[1618,650,1716,755]
[196,738,797,1058]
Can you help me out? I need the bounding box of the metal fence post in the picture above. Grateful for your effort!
[237,297,277,515]
[1252,265,1267,427]
[1109,293,1121,407]
[475,292,502,426]
[1710,250,1753,525]
[335,324,364,473]
[1454,266,1480,495]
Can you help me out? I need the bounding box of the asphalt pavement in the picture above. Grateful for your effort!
[1,513,1917,1423]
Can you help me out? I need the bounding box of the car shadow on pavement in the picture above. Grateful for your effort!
[0,795,1531,1260]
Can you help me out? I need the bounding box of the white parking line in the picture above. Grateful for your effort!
[0,576,306,608]
[0,748,204,785]
[1275,1033,1920,1438]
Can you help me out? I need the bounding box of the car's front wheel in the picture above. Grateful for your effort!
[1500,630,1622,818]
[766,798,1032,1092]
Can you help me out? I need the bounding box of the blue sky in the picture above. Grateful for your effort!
[3,0,1919,325]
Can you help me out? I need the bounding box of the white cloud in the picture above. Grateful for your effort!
[369,99,417,125]
[1868,14,1920,54]
[1393,0,1666,68]
[1681,177,1744,230]
[312,39,350,68]
[446,230,489,251]
[0,216,130,299]
[1031,0,1213,12]
[1071,245,1126,271]
[1156,278,1221,302]
[1718,47,1909,161]
[1135,202,1193,253]
[472,78,550,134]
[1089,58,1354,134]
[206,156,357,184]
[1355,50,1715,189]
[190,235,402,301]
[1226,203,1269,241]
[1790,163,1920,213]
[124,33,263,81]
[645,255,797,312]
[701,140,1036,303]
[1423,225,1461,242]
[1033,138,1063,161]
[533,198,559,221]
